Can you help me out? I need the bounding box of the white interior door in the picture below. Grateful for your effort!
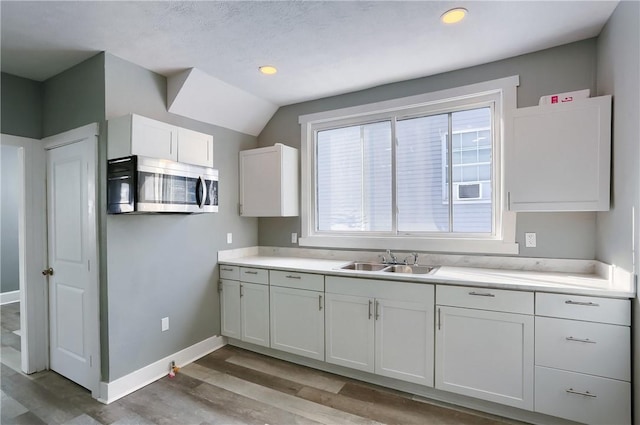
[45,127,99,393]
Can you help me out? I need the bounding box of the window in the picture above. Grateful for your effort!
[299,76,519,254]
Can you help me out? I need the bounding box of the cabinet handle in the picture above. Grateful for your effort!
[240,284,244,297]
[221,267,234,272]
[375,300,380,320]
[566,388,597,398]
[437,308,441,330]
[244,271,258,275]
[368,300,373,320]
[469,291,495,297]
[566,336,596,344]
[285,275,301,279]
[565,300,599,307]
[319,295,323,311]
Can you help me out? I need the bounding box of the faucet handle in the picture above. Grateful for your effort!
[411,252,419,265]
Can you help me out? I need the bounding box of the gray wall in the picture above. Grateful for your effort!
[1,145,20,293]
[595,2,640,422]
[104,53,258,381]
[1,72,42,139]
[42,53,105,138]
[258,39,599,259]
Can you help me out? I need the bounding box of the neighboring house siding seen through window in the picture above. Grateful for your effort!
[299,76,519,255]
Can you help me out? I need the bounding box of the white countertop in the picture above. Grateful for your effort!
[218,254,635,299]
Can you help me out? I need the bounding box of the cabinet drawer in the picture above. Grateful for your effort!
[535,366,631,425]
[436,285,533,314]
[535,317,630,381]
[536,293,630,325]
[219,265,240,280]
[239,267,269,284]
[270,270,324,291]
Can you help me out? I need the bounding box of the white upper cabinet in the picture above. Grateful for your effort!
[507,95,611,211]
[108,114,214,167]
[239,143,299,217]
[176,127,214,168]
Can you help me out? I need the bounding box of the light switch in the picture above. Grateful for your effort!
[227,233,233,244]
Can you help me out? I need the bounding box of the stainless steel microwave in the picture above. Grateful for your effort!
[107,155,218,214]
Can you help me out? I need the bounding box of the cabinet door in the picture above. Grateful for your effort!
[220,280,241,339]
[375,298,434,386]
[270,286,324,360]
[508,96,611,211]
[178,127,214,167]
[239,148,281,216]
[325,293,374,373]
[435,306,534,410]
[240,282,270,347]
[131,115,178,161]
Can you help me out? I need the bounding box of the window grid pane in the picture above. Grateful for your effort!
[314,106,493,235]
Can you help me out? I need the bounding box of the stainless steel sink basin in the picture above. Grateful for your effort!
[340,262,388,271]
[383,264,439,274]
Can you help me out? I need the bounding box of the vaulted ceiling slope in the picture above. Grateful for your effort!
[1,1,618,135]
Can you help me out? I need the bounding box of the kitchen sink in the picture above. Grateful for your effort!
[340,262,388,271]
[383,264,439,274]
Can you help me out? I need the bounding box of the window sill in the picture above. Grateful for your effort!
[299,235,519,255]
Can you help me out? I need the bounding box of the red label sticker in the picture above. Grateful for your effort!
[551,95,559,104]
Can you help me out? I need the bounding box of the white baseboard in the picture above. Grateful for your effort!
[0,290,20,305]
[98,335,227,404]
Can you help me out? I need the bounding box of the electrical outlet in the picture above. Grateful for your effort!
[525,232,537,248]
[291,232,298,244]
[161,317,169,332]
[226,233,233,244]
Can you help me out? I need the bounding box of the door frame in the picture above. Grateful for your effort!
[0,133,47,374]
[42,123,101,396]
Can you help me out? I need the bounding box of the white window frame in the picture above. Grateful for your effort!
[299,76,519,255]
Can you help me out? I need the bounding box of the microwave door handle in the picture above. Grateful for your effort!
[197,176,206,209]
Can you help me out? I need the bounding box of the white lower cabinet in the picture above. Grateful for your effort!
[435,286,534,410]
[219,266,270,348]
[535,366,631,425]
[220,279,241,339]
[325,277,434,387]
[240,282,270,347]
[269,270,325,360]
[534,293,631,424]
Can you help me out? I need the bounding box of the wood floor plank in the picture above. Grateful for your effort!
[182,362,383,425]
[191,379,324,425]
[196,352,304,396]
[338,381,518,425]
[225,352,347,393]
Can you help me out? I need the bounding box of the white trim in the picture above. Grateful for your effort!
[0,290,20,305]
[298,235,519,255]
[98,335,227,404]
[1,134,47,374]
[299,76,520,255]
[299,76,520,124]
[42,123,99,149]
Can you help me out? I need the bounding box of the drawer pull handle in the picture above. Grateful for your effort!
[221,267,234,272]
[565,300,599,307]
[469,291,495,297]
[319,295,323,311]
[566,388,597,398]
[244,271,258,275]
[368,300,373,320]
[566,336,596,344]
[285,275,301,279]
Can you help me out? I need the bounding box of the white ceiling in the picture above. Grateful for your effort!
[1,1,618,107]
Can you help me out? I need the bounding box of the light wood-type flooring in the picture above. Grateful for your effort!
[1,302,526,424]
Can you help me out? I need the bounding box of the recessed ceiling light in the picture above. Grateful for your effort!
[441,7,467,24]
[259,65,278,75]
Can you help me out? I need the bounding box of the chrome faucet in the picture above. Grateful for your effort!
[379,249,399,264]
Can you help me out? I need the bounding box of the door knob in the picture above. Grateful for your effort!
[42,267,54,276]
